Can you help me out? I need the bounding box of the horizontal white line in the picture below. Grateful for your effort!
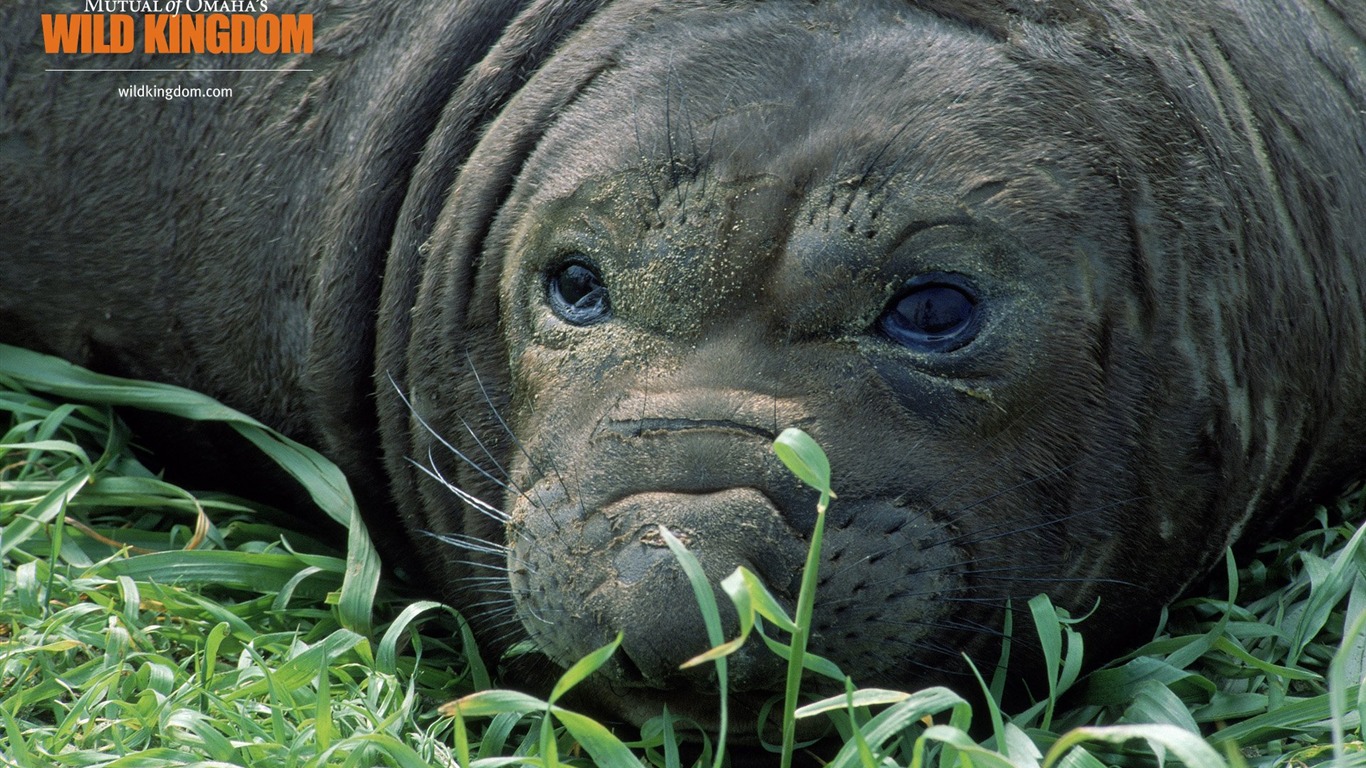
[46,68,313,72]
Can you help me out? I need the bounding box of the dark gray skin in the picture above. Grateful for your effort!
[3,0,1365,733]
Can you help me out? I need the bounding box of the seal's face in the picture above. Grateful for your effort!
[424,1,1240,729]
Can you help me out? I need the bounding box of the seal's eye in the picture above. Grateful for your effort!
[878,276,980,352]
[547,260,611,325]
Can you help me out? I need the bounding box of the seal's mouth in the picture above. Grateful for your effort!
[597,416,776,442]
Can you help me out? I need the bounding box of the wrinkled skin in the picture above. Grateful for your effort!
[3,0,1365,735]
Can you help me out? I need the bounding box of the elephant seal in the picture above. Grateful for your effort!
[3,0,1364,733]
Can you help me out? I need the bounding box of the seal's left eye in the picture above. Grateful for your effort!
[878,276,980,352]
[547,260,611,325]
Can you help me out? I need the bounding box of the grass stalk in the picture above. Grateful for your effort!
[773,427,837,768]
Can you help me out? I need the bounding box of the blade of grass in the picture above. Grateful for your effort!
[773,428,835,768]
[660,525,731,768]
[0,343,379,634]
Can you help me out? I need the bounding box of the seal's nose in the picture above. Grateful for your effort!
[511,484,809,693]
[602,488,803,691]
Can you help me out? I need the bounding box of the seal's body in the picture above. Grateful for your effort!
[3,0,1364,729]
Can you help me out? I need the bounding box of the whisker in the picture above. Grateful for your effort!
[409,453,509,524]
[465,351,574,504]
[864,95,970,204]
[631,91,665,219]
[388,373,524,499]
[486,622,536,650]
[938,495,1144,550]
[422,529,543,575]
[473,611,530,636]
[457,415,520,492]
[965,573,1138,588]
[424,530,510,556]
[454,558,515,574]
[462,597,522,612]
[456,576,516,586]
[825,609,1010,642]
[844,117,920,215]
[938,594,1033,608]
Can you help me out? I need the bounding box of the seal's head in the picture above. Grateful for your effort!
[383,0,1366,732]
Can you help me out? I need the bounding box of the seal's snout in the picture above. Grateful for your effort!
[510,483,807,693]
[612,488,806,691]
[501,384,831,703]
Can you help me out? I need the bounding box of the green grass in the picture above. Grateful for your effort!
[2,342,1364,767]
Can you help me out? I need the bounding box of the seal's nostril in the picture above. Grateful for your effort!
[609,645,649,686]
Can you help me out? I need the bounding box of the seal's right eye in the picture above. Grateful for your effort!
[546,260,611,325]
